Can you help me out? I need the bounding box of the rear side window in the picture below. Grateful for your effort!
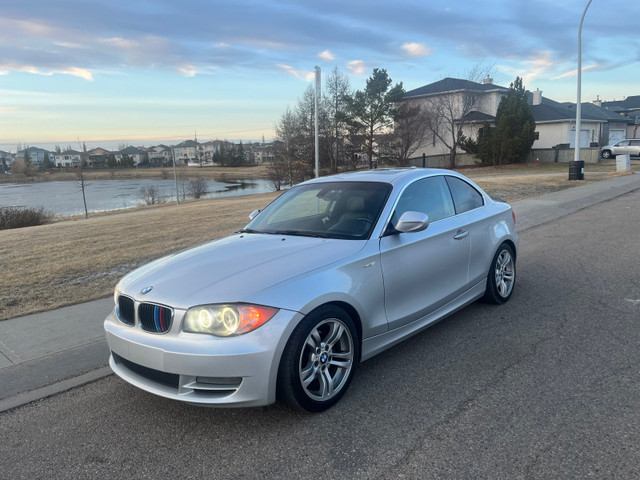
[630,140,640,146]
[445,176,484,214]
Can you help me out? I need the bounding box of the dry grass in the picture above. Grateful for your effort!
[0,192,280,320]
[1,161,637,321]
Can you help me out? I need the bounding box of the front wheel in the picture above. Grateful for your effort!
[483,244,516,304]
[277,305,359,412]
[601,150,612,159]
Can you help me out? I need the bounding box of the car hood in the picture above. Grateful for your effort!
[118,233,365,309]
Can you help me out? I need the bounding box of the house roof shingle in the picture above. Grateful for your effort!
[404,77,508,99]
[529,94,630,124]
[456,111,496,123]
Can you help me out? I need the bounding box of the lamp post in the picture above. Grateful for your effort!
[172,146,179,205]
[314,66,321,178]
[569,0,593,180]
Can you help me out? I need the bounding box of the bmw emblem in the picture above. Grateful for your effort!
[141,285,154,295]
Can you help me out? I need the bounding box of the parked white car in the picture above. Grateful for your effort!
[601,139,640,159]
[104,168,518,412]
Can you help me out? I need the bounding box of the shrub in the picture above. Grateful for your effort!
[0,206,55,230]
[138,185,166,205]
[187,178,207,199]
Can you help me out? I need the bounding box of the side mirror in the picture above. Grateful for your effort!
[394,211,429,233]
[248,209,260,220]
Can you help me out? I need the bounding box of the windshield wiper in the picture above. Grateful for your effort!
[270,230,330,238]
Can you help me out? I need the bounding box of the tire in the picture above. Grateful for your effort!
[483,243,516,304]
[601,150,612,159]
[277,305,359,412]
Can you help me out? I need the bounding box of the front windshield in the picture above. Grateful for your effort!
[242,181,391,240]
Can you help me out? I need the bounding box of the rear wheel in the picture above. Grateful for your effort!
[483,244,516,304]
[277,305,358,412]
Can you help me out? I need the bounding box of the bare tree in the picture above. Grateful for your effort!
[188,178,207,199]
[423,66,495,168]
[295,86,319,179]
[76,139,89,219]
[76,168,89,218]
[267,159,289,191]
[324,67,351,173]
[139,185,166,205]
[382,102,430,166]
[273,107,306,185]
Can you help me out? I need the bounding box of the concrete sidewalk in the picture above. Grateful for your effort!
[1,172,639,412]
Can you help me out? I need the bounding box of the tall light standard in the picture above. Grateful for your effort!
[570,0,593,181]
[314,66,321,178]
[172,146,180,205]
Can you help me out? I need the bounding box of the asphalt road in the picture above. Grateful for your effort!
[1,190,639,479]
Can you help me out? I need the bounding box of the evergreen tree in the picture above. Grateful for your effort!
[42,152,53,170]
[235,141,246,166]
[478,77,535,165]
[345,69,404,169]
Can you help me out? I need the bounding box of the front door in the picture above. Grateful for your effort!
[379,176,470,330]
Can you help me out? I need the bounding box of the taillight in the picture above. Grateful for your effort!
[512,210,516,225]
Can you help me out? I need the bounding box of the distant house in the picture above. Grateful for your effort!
[54,149,82,167]
[0,150,12,164]
[528,90,631,149]
[199,140,229,163]
[86,147,111,168]
[115,146,148,166]
[172,140,198,164]
[250,142,275,163]
[148,145,173,165]
[16,147,52,168]
[401,76,508,159]
[600,95,640,139]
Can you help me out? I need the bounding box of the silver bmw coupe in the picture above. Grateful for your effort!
[104,168,518,412]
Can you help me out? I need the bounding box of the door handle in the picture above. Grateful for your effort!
[454,230,469,240]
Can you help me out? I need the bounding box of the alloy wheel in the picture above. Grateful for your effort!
[298,318,354,401]
[495,249,515,298]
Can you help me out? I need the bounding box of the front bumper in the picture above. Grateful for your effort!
[104,306,303,407]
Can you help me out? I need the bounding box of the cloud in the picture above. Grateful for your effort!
[59,66,94,81]
[401,42,431,58]
[176,64,197,77]
[276,64,315,81]
[347,60,366,74]
[0,62,93,80]
[318,50,334,61]
[497,51,555,86]
[552,63,601,80]
[98,37,139,49]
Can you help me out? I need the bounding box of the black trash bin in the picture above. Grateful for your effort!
[569,160,585,180]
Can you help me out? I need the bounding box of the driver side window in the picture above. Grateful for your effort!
[392,176,455,225]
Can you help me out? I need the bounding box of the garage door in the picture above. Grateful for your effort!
[609,129,626,145]
[569,130,590,148]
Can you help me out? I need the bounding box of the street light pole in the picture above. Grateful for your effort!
[314,66,321,178]
[570,0,593,180]
[172,146,180,205]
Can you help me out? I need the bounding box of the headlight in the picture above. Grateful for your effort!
[183,304,278,337]
[113,282,120,305]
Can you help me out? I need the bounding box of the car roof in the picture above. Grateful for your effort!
[300,168,460,187]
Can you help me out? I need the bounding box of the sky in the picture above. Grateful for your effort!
[1,0,638,152]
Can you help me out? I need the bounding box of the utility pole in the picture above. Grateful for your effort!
[172,146,179,205]
[570,0,593,181]
[314,66,321,178]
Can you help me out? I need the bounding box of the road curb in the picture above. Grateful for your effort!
[0,366,112,413]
